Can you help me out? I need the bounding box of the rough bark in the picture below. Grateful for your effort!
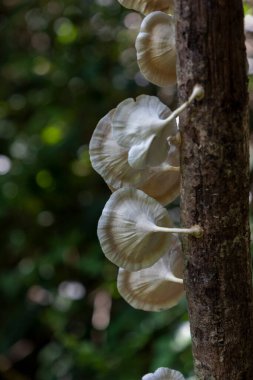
[175,0,253,378]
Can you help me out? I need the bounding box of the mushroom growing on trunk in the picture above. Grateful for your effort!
[117,236,184,311]
[136,12,176,86]
[142,367,185,380]
[89,108,180,205]
[112,84,204,169]
[117,0,174,15]
[97,188,202,271]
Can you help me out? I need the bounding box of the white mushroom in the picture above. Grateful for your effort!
[117,236,185,311]
[97,188,202,271]
[168,236,184,279]
[112,95,177,169]
[89,109,149,189]
[142,367,185,380]
[245,14,253,34]
[89,109,180,205]
[97,188,173,270]
[136,12,176,87]
[117,0,173,15]
[112,85,204,169]
[139,147,180,205]
[244,15,253,75]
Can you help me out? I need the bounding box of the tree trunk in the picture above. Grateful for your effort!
[175,1,253,378]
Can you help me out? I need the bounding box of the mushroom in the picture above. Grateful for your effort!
[244,14,253,34]
[117,236,185,311]
[112,84,204,169]
[136,12,176,87]
[244,15,253,75]
[142,367,185,380]
[97,188,202,271]
[139,146,180,205]
[117,0,173,15]
[89,109,180,205]
[112,94,177,169]
[167,235,184,279]
[89,109,149,189]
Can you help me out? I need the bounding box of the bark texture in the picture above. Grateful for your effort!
[176,1,253,378]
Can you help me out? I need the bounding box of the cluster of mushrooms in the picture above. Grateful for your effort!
[87,2,253,380]
[89,1,205,378]
[90,0,204,313]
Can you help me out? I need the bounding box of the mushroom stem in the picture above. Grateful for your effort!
[153,224,203,238]
[166,273,184,284]
[163,84,205,125]
[160,164,180,172]
[168,132,181,146]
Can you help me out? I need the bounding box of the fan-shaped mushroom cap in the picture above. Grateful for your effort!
[167,235,184,279]
[112,95,177,169]
[142,368,185,380]
[117,0,173,15]
[139,146,180,205]
[97,188,175,271]
[117,236,184,311]
[136,12,176,87]
[90,109,180,204]
[245,14,253,34]
[245,15,253,75]
[89,109,149,189]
